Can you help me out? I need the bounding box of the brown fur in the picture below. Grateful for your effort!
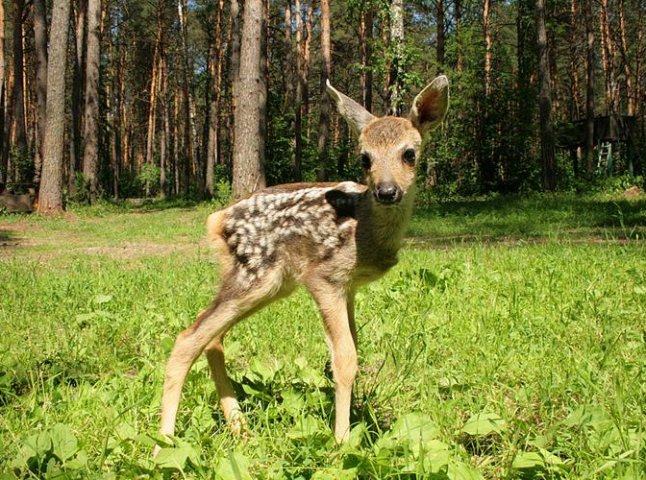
[157,76,449,450]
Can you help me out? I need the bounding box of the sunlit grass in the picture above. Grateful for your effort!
[1,193,645,478]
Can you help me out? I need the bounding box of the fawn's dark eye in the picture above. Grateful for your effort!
[360,153,372,170]
[403,149,416,165]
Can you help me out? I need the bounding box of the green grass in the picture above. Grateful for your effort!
[1,193,645,479]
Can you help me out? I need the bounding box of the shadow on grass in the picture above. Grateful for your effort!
[410,194,646,246]
[0,228,25,249]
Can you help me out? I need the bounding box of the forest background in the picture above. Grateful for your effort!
[0,0,644,212]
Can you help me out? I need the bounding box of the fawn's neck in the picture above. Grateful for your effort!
[363,184,416,255]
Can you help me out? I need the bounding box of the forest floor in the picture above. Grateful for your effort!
[1,193,645,479]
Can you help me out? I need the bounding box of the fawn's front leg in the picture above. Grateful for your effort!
[309,280,358,443]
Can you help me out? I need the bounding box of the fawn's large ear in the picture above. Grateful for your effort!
[326,80,375,136]
[409,75,449,134]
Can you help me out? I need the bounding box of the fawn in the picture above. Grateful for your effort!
[159,75,449,446]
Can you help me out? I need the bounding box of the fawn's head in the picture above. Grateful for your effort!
[327,76,449,205]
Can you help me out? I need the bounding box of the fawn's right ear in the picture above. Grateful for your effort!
[326,80,375,137]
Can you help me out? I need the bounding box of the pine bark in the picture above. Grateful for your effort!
[82,0,101,203]
[483,0,492,97]
[294,0,303,180]
[388,0,405,116]
[316,0,331,181]
[536,0,556,190]
[206,0,224,197]
[232,0,266,199]
[0,0,6,185]
[38,0,71,213]
[360,7,373,111]
[618,0,634,115]
[436,0,445,71]
[70,0,87,195]
[583,0,595,176]
[11,0,27,174]
[33,0,48,185]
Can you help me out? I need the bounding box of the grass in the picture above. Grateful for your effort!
[1,193,645,479]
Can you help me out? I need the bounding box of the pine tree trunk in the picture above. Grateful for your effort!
[316,0,331,181]
[232,0,265,199]
[178,0,195,197]
[82,0,101,204]
[455,0,463,71]
[70,0,87,195]
[38,0,70,213]
[294,0,303,181]
[536,0,556,190]
[33,0,48,186]
[11,0,27,179]
[0,0,6,186]
[436,0,445,72]
[159,52,169,199]
[618,0,634,115]
[483,0,492,97]
[388,0,404,116]
[360,7,373,111]
[206,0,224,197]
[599,0,615,114]
[569,0,581,120]
[584,0,595,176]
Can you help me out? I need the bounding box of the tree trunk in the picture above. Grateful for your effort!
[294,0,303,180]
[316,0,331,181]
[536,0,556,190]
[229,0,241,176]
[232,0,265,199]
[283,0,292,108]
[455,0,463,71]
[483,0,492,97]
[0,0,6,186]
[598,0,615,114]
[388,0,405,116]
[82,0,101,204]
[145,26,161,169]
[436,0,445,72]
[38,0,70,213]
[360,7,373,111]
[569,0,581,120]
[618,0,634,115]
[33,0,48,186]
[69,0,87,196]
[11,0,27,180]
[206,0,224,198]
[159,52,169,199]
[583,0,595,176]
[178,0,195,197]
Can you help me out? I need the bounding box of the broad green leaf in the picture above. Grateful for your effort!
[154,447,190,471]
[65,450,88,470]
[512,451,545,470]
[448,461,485,480]
[50,424,79,461]
[387,412,440,444]
[420,439,450,472]
[287,415,323,439]
[280,389,305,414]
[461,412,506,436]
[216,450,252,480]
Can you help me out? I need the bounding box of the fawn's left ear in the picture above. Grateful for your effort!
[409,75,449,134]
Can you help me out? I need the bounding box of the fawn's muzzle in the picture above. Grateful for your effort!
[374,182,402,204]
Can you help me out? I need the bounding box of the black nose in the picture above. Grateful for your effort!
[375,182,401,204]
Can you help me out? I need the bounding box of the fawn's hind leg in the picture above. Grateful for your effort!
[204,335,246,435]
[160,271,288,441]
